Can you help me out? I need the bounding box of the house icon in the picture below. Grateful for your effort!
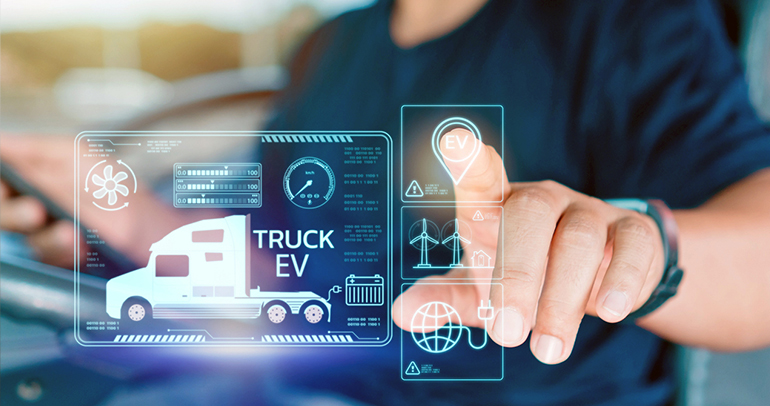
[471,250,492,268]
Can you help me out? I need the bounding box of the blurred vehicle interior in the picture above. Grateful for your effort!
[1,0,769,405]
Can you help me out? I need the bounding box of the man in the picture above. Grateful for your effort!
[265,0,770,403]
[3,0,770,404]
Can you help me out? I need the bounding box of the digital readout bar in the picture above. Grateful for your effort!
[174,163,262,208]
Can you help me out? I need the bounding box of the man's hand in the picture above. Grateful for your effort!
[394,129,665,364]
[0,134,234,269]
[1,135,79,267]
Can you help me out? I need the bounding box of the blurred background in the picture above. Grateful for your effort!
[0,0,373,133]
[1,0,769,135]
[1,0,770,405]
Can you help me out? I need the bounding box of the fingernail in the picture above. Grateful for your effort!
[602,290,628,317]
[20,203,42,226]
[535,334,563,364]
[492,308,524,345]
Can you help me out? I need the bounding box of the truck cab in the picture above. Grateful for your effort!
[106,215,332,323]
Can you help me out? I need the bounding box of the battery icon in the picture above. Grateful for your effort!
[345,274,384,306]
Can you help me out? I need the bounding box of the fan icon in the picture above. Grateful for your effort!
[92,165,129,205]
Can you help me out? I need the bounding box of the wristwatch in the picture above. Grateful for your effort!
[605,199,685,321]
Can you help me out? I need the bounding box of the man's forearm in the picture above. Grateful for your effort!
[638,168,770,350]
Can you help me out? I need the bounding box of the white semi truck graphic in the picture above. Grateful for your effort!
[106,214,332,324]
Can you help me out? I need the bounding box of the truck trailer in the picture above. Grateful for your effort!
[105,214,332,324]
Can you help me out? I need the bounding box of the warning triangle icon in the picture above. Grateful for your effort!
[406,180,424,198]
[405,361,421,375]
[472,210,484,221]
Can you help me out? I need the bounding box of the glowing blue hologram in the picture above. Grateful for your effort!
[410,302,464,353]
[401,206,502,278]
[283,157,335,209]
[441,218,471,267]
[409,300,494,354]
[431,117,482,185]
[92,164,130,205]
[470,250,492,268]
[405,361,421,375]
[173,163,262,208]
[87,138,142,146]
[472,210,484,221]
[401,282,503,381]
[409,218,440,268]
[106,214,333,324]
[76,131,392,347]
[401,105,504,203]
[345,274,384,306]
[87,160,137,211]
[405,180,424,197]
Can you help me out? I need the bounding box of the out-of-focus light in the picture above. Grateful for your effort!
[53,68,173,122]
[0,0,375,33]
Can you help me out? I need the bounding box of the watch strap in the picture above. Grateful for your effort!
[605,199,684,321]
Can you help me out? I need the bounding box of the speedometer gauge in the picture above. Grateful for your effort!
[283,157,335,209]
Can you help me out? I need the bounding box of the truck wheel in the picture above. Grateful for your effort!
[267,304,287,324]
[122,298,151,322]
[128,304,146,321]
[304,305,324,324]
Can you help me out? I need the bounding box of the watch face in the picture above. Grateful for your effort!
[283,157,335,209]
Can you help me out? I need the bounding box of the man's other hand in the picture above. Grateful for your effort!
[1,135,78,268]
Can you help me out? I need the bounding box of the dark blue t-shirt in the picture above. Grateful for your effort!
[264,0,770,404]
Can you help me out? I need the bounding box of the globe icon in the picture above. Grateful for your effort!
[410,302,464,353]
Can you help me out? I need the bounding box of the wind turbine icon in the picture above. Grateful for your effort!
[442,218,470,267]
[410,218,439,268]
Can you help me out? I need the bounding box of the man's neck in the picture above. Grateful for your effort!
[389,0,489,49]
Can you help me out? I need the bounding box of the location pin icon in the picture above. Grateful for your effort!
[432,117,483,185]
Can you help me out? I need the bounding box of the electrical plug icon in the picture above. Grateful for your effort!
[327,285,342,301]
[478,300,494,321]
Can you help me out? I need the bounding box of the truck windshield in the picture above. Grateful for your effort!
[192,229,224,243]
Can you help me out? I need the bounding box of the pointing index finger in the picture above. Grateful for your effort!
[440,129,510,251]
[440,128,510,205]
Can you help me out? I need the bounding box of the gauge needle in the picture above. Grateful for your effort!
[292,180,313,199]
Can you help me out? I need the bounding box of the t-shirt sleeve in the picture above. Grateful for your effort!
[588,0,770,208]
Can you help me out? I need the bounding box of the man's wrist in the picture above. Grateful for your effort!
[605,198,684,321]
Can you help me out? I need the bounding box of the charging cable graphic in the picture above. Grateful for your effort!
[466,300,494,350]
[410,300,494,353]
[327,285,342,302]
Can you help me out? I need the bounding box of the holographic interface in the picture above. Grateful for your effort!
[75,132,392,346]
